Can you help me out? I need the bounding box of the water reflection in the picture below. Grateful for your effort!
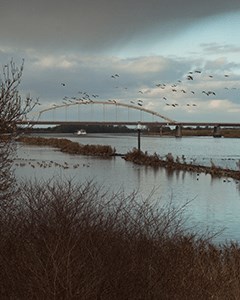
[14,134,240,244]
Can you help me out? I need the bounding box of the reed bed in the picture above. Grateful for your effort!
[17,136,116,157]
[124,148,240,180]
[0,180,240,299]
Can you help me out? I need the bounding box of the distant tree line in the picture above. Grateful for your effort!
[20,124,136,133]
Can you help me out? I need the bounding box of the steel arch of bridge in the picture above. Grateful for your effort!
[34,100,176,124]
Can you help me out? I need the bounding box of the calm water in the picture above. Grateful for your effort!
[14,133,240,244]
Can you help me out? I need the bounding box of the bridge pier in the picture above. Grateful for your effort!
[175,125,182,138]
[213,125,222,138]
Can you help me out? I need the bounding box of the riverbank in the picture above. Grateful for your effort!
[19,124,240,138]
[147,127,240,138]
[8,135,240,299]
[17,136,116,157]
[1,180,240,299]
[124,148,240,181]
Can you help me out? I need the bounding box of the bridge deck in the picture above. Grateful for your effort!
[17,120,240,127]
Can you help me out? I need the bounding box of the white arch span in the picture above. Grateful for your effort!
[35,100,176,123]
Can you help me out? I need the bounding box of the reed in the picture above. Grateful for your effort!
[124,148,240,180]
[17,136,116,157]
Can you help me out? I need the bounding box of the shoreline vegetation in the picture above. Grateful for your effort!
[20,124,240,138]
[124,149,240,181]
[5,136,240,298]
[17,135,240,180]
[17,136,116,157]
[147,127,240,138]
[1,180,240,299]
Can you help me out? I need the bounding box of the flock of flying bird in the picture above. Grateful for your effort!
[57,69,238,111]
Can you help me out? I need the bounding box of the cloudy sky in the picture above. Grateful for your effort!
[1,0,240,123]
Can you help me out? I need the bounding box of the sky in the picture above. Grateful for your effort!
[1,0,240,123]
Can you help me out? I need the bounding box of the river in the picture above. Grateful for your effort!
[14,133,240,244]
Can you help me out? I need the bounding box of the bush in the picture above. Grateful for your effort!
[17,136,116,157]
[0,180,240,299]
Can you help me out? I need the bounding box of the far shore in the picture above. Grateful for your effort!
[18,125,240,138]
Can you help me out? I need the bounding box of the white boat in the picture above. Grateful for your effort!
[76,129,87,135]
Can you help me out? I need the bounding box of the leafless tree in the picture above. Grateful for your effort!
[0,59,38,202]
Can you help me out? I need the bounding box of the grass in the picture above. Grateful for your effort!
[0,179,240,299]
[124,148,240,181]
[17,136,116,157]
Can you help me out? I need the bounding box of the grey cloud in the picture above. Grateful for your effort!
[201,43,240,54]
[1,45,240,123]
[1,0,240,52]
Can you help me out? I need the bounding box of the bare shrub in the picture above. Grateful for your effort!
[0,60,37,203]
[0,179,240,299]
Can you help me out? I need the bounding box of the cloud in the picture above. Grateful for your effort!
[1,0,240,53]
[1,43,240,123]
[208,99,240,112]
[209,99,230,109]
[33,55,77,69]
[201,43,240,55]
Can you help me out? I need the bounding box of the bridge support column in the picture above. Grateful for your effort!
[175,125,182,138]
[213,125,222,138]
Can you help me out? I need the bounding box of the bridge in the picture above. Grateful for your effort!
[18,100,240,137]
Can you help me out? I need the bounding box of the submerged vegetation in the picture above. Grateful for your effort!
[17,136,116,157]
[124,148,240,181]
[17,136,240,180]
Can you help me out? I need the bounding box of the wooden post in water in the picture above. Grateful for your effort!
[175,125,182,138]
[137,123,141,151]
[159,125,163,136]
[213,125,222,138]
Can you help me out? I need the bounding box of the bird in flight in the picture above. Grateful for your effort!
[187,75,193,80]
[111,74,119,79]
[208,91,216,95]
[61,83,66,86]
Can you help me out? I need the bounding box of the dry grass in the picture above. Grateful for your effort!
[124,148,240,180]
[0,180,240,299]
[17,136,116,157]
